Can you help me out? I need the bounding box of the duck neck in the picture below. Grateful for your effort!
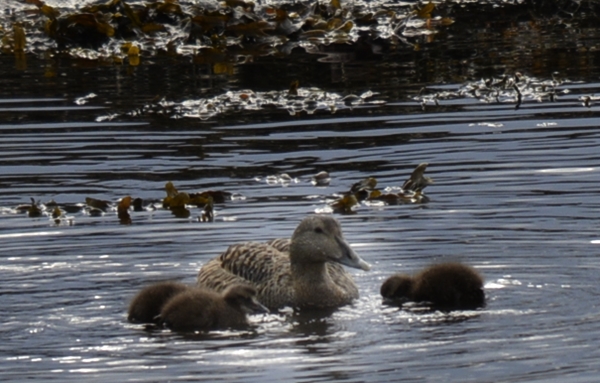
[290,261,342,308]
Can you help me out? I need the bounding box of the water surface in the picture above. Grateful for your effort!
[2,1,600,382]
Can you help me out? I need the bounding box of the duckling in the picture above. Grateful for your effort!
[381,262,485,310]
[159,284,268,332]
[197,215,371,310]
[127,281,189,324]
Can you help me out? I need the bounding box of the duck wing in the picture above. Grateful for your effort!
[197,241,293,309]
[264,238,290,252]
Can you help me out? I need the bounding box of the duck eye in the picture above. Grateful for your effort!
[314,227,324,234]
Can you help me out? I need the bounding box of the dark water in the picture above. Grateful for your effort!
[3,1,600,382]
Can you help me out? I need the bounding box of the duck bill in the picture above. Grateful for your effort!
[248,298,270,314]
[335,237,371,271]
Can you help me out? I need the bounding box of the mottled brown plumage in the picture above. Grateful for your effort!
[159,284,268,332]
[127,281,189,324]
[381,262,485,310]
[197,215,371,309]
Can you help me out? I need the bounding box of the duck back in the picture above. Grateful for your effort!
[197,241,360,309]
[413,263,485,310]
[381,262,485,311]
[197,242,294,309]
[159,288,249,332]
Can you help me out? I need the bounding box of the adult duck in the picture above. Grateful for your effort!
[197,215,371,310]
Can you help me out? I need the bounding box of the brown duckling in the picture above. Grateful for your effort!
[197,215,371,310]
[127,281,189,324]
[381,262,485,310]
[159,284,268,332]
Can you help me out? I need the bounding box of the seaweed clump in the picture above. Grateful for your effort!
[2,0,453,61]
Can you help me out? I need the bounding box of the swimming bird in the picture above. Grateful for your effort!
[159,284,268,332]
[127,281,189,324]
[380,262,485,310]
[197,215,371,310]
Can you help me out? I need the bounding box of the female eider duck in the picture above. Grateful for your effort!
[380,262,485,310]
[159,284,268,332]
[197,215,371,310]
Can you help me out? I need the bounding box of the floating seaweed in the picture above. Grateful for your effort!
[200,196,214,222]
[26,198,43,217]
[85,197,111,211]
[15,198,77,223]
[117,195,132,224]
[9,165,433,225]
[31,183,218,223]
[7,0,453,61]
[162,181,229,219]
[51,205,62,218]
[132,197,144,211]
[368,163,433,204]
[15,198,37,214]
[329,193,358,214]
[101,84,383,121]
[311,171,331,186]
[327,163,433,213]
[401,163,433,193]
[413,73,583,110]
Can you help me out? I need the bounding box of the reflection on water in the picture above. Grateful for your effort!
[3,2,600,382]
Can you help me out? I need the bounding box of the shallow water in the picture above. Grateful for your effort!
[3,1,600,382]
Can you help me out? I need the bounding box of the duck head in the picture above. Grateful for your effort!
[289,215,371,271]
[380,274,413,300]
[224,284,269,314]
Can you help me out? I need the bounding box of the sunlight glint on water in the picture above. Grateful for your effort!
[3,12,600,381]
